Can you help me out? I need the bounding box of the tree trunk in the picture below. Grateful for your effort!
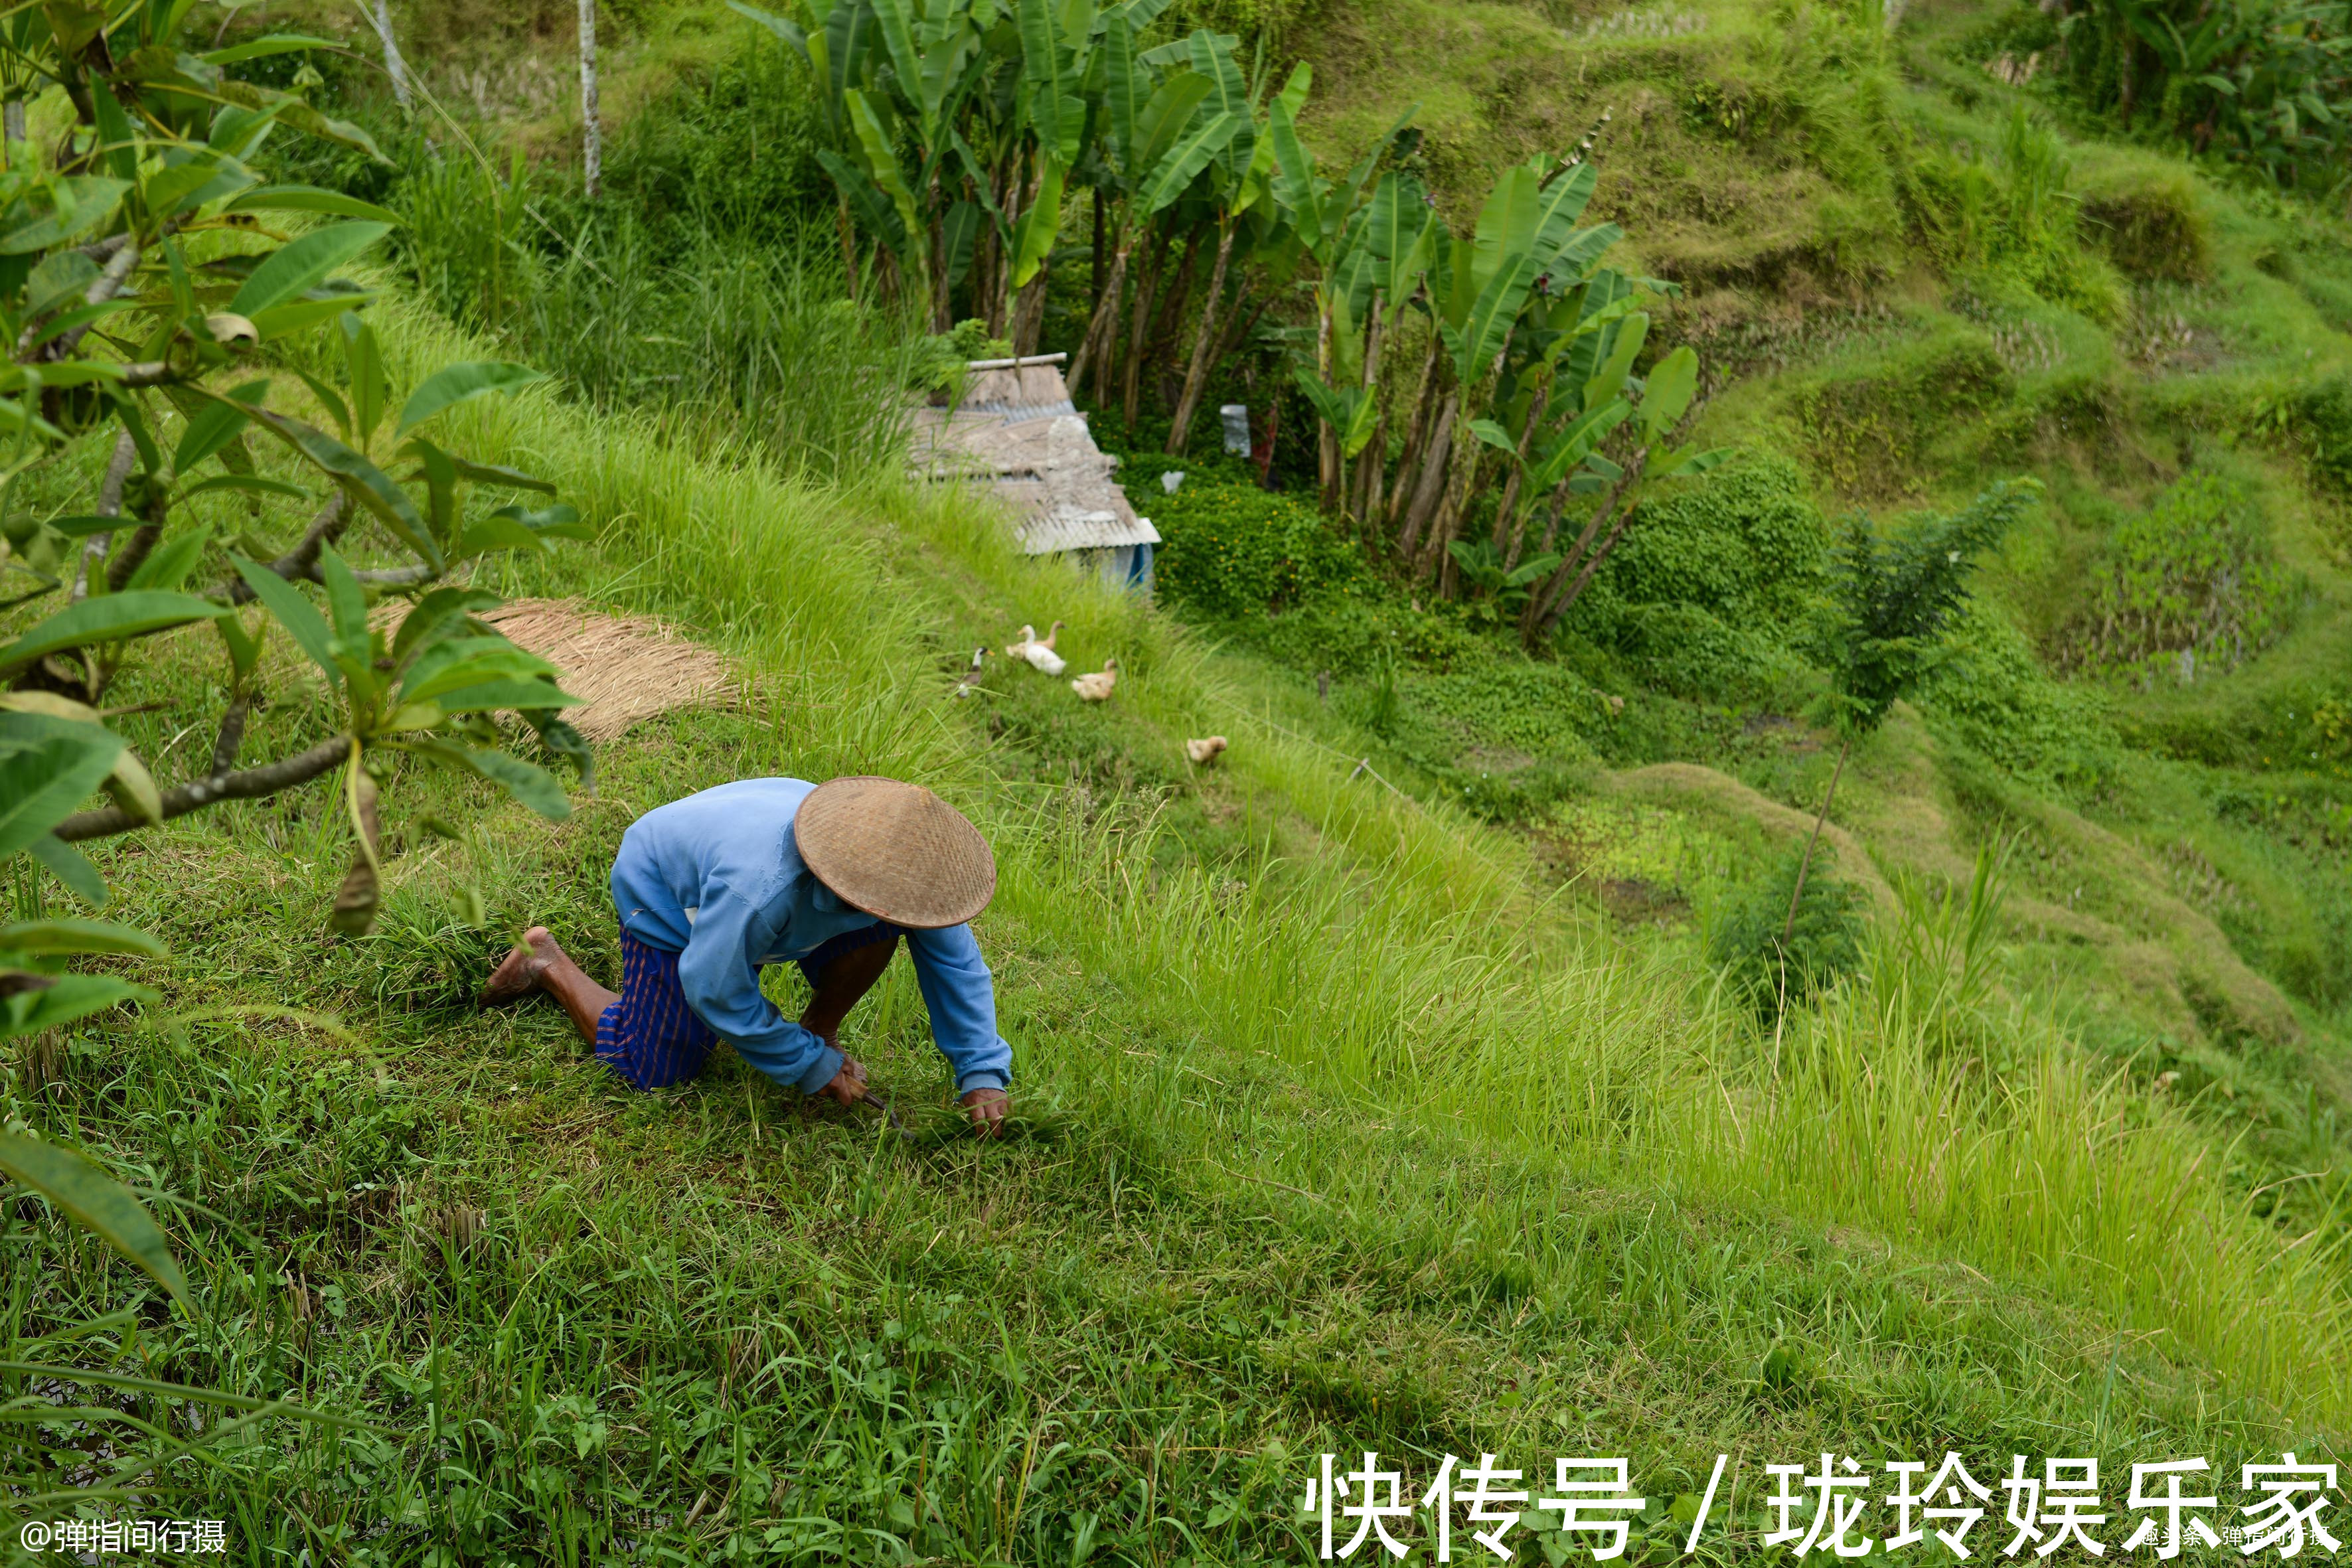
[1091,188,1107,318]
[1146,232,1200,368]
[928,177,952,333]
[371,0,414,112]
[1164,220,1237,456]
[1531,476,1573,559]
[1011,264,1050,356]
[1396,392,1457,560]
[1121,231,1164,430]
[1315,293,1338,510]
[1419,423,1484,587]
[1067,230,1130,401]
[1387,327,1443,536]
[578,0,601,198]
[1491,391,1545,566]
[1525,449,1648,643]
[1353,289,1387,524]
[1781,734,1853,946]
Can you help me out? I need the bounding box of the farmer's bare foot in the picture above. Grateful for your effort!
[480,926,560,1006]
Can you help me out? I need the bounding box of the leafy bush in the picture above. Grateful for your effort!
[2293,372,2352,495]
[1795,331,2015,495]
[1574,455,1833,700]
[1601,455,1833,621]
[1904,112,2123,318]
[2052,0,2352,192]
[2075,159,2213,283]
[1149,478,1368,620]
[2055,470,2294,680]
[1919,601,2122,793]
[1709,852,1868,1019]
[912,319,1015,399]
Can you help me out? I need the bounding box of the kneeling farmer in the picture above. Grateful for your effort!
[482,776,1012,1134]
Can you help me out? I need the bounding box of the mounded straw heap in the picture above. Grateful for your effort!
[477,599,735,742]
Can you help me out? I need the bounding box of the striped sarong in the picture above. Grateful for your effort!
[593,922,907,1090]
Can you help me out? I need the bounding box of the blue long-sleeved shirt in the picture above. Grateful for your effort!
[608,778,1013,1097]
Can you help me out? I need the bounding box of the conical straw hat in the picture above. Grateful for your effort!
[793,777,997,929]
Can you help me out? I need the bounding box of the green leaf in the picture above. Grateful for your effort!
[391,587,499,666]
[123,522,212,593]
[341,313,388,443]
[429,678,585,714]
[223,184,401,224]
[249,290,380,341]
[230,555,339,690]
[0,721,122,858]
[0,177,130,255]
[202,33,339,63]
[26,833,109,908]
[1103,9,1144,166]
[400,637,562,702]
[0,592,228,676]
[216,608,263,682]
[1638,345,1700,441]
[317,545,368,647]
[0,1131,187,1306]
[1135,70,1213,177]
[228,222,392,321]
[392,362,550,441]
[1140,110,1241,214]
[412,741,573,821]
[1583,313,1649,412]
[1470,418,1519,455]
[843,91,924,264]
[246,407,440,572]
[449,455,558,494]
[0,918,165,957]
[726,0,814,68]
[1009,159,1065,289]
[179,474,307,503]
[174,379,270,475]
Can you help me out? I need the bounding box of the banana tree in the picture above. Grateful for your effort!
[1519,340,1729,645]
[1397,155,1622,582]
[1065,0,1208,398]
[1158,28,1272,455]
[1267,90,1420,503]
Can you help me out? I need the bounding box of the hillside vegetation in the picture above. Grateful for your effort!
[7,0,2352,1559]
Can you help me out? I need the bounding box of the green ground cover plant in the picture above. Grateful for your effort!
[13,0,2352,1555]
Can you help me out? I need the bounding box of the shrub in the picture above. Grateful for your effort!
[1149,479,1368,620]
[2076,160,2213,283]
[1919,601,2122,793]
[1795,331,2014,495]
[1709,852,1868,1019]
[2294,372,2352,496]
[2054,470,2294,680]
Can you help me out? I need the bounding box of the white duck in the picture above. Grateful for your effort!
[1019,621,1067,676]
[1071,657,1119,702]
[1004,622,1068,676]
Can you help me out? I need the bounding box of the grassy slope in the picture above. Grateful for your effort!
[9,293,2344,1561]
[10,3,2352,1563]
[1291,0,2352,1184]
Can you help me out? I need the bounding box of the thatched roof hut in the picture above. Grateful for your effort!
[909,355,1160,591]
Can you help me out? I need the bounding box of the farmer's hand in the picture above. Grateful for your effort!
[961,1087,1008,1137]
[819,1056,869,1107]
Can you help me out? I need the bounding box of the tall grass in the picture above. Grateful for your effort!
[377,281,2352,1423]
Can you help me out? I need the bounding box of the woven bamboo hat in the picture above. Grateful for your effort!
[793,776,996,929]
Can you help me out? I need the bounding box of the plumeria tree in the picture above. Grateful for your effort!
[2,0,588,1283]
